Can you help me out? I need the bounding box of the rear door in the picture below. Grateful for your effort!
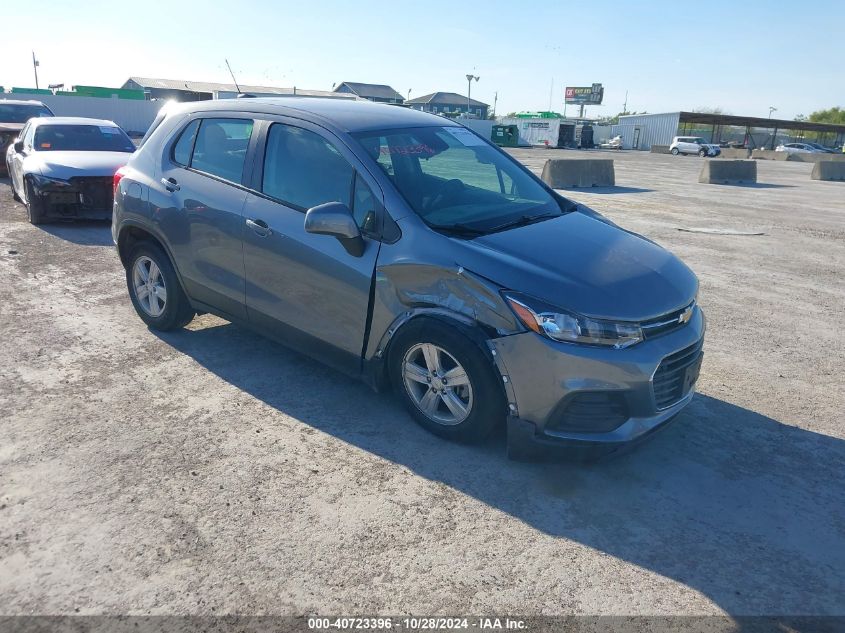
[241,118,383,374]
[156,115,256,319]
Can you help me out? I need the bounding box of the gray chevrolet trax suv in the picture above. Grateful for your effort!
[113,98,704,459]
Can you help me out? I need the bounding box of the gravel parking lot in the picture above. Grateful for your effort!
[1,150,843,617]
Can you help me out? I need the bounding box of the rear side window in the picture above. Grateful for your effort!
[172,119,200,166]
[189,118,253,183]
[262,123,354,211]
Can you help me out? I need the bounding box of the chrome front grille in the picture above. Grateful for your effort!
[641,301,696,340]
[652,339,704,410]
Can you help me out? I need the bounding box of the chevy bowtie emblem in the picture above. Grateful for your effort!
[678,306,693,324]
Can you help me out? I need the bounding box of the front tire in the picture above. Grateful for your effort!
[126,241,195,331]
[388,319,505,443]
[23,177,46,225]
[698,149,707,157]
[670,147,679,155]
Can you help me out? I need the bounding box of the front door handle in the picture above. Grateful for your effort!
[161,177,180,192]
[246,218,272,237]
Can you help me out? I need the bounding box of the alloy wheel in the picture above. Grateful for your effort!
[402,343,473,425]
[132,256,167,317]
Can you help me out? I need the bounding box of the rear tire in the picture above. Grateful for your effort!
[670,147,679,155]
[388,318,505,444]
[23,177,46,225]
[126,241,195,331]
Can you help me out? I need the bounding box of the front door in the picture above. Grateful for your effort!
[241,119,382,374]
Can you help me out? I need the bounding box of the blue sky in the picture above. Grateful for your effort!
[5,0,843,118]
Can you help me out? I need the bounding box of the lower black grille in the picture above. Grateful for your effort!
[69,176,113,212]
[547,392,629,433]
[653,339,704,409]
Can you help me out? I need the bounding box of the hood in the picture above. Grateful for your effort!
[456,211,698,321]
[27,151,133,179]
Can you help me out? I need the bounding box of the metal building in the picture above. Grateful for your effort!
[616,113,681,150]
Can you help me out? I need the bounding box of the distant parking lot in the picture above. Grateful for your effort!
[1,149,843,616]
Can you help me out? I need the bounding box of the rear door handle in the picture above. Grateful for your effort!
[246,218,272,237]
[161,177,180,192]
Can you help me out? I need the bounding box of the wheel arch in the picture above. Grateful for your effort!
[364,310,512,411]
[116,223,193,304]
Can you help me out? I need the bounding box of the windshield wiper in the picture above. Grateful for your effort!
[485,212,563,234]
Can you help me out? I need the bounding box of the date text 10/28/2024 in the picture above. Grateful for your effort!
[307,617,527,631]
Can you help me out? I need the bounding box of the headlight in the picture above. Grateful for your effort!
[30,174,71,189]
[504,292,643,349]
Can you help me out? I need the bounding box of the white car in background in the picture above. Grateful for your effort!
[670,136,721,157]
[6,117,135,224]
[775,142,820,154]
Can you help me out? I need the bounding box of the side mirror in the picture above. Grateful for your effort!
[14,140,24,153]
[304,202,365,257]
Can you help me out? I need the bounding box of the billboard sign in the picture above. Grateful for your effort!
[565,83,604,105]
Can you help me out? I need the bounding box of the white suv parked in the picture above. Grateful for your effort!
[670,136,721,157]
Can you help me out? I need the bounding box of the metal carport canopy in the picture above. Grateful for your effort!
[678,111,845,135]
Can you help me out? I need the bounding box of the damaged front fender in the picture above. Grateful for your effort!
[365,262,522,364]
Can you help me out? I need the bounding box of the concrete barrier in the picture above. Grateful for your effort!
[811,161,845,181]
[786,153,845,163]
[719,148,751,159]
[699,160,757,185]
[650,145,671,154]
[541,159,615,188]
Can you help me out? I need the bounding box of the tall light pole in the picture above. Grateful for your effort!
[466,73,479,116]
[407,88,412,102]
[32,51,40,89]
[768,106,777,119]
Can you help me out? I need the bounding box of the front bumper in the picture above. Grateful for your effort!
[490,306,705,459]
[28,176,114,220]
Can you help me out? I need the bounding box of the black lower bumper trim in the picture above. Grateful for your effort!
[506,414,681,462]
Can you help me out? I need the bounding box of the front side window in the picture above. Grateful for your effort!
[33,124,135,152]
[262,123,354,211]
[190,118,253,183]
[353,126,560,234]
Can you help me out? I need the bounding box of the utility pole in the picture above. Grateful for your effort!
[407,88,412,101]
[623,90,628,113]
[492,91,498,118]
[32,51,40,89]
[466,73,479,116]
[768,106,777,119]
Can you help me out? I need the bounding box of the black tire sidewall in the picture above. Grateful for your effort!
[671,148,679,155]
[387,318,505,443]
[126,242,193,331]
[24,178,45,224]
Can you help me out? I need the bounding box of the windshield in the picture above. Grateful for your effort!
[33,124,135,152]
[0,103,53,123]
[353,126,564,234]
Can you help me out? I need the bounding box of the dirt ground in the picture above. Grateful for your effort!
[0,150,843,617]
